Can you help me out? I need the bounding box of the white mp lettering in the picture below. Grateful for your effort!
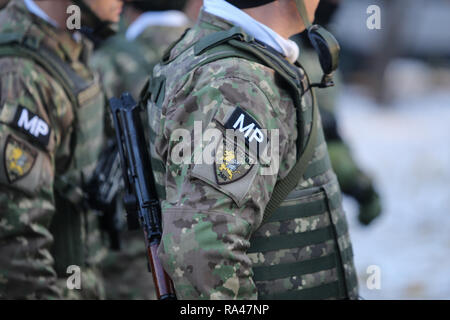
[18,109,49,138]
[18,109,38,135]
[233,114,256,139]
[34,119,49,138]
[249,127,264,143]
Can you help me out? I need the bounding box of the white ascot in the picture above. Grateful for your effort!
[203,0,299,63]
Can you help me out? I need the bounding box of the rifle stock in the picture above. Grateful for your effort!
[109,93,176,300]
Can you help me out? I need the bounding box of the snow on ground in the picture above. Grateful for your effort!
[336,86,450,299]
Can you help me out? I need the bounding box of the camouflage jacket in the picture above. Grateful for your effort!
[0,0,106,299]
[146,11,357,299]
[90,17,190,300]
[92,23,188,100]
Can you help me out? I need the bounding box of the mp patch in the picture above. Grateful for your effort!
[4,135,37,183]
[12,105,51,147]
[224,106,265,145]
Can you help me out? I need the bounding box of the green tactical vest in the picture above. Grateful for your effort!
[144,26,359,300]
[0,29,105,276]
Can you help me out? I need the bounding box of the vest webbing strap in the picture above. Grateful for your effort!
[259,280,344,300]
[0,44,88,200]
[0,44,85,111]
[264,188,340,223]
[248,218,348,253]
[191,27,319,224]
[194,26,255,56]
[253,252,337,281]
[263,96,318,222]
[294,0,312,29]
[252,247,353,282]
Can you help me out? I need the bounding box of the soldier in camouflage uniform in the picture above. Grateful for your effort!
[92,0,196,100]
[0,0,123,299]
[293,0,382,226]
[298,46,382,226]
[141,0,359,299]
[91,0,199,300]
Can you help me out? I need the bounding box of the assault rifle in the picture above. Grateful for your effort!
[86,139,124,250]
[109,93,176,300]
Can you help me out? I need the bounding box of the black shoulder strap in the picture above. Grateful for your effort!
[0,33,91,109]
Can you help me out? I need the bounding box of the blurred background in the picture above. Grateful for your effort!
[326,0,450,299]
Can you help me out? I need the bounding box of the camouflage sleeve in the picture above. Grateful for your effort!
[90,47,122,99]
[0,57,73,299]
[91,39,151,101]
[156,59,296,299]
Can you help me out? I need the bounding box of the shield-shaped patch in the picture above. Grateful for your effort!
[4,136,37,183]
[214,141,254,185]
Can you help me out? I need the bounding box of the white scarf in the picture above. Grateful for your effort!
[126,10,189,41]
[203,0,299,63]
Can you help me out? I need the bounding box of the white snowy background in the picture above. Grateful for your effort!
[337,77,450,299]
[328,0,450,300]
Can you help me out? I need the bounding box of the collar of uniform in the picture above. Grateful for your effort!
[197,9,234,32]
[126,10,190,41]
[162,10,223,62]
[195,11,299,63]
[167,10,296,63]
[202,0,299,63]
[9,0,85,64]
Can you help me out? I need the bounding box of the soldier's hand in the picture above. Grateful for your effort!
[357,192,382,226]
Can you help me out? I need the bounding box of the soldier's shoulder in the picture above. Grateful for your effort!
[0,1,28,31]
[202,55,277,84]
[0,56,70,109]
[139,25,187,51]
[0,55,49,83]
[188,54,285,111]
[0,56,73,149]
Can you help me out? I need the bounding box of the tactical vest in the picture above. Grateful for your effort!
[145,26,358,300]
[0,29,105,275]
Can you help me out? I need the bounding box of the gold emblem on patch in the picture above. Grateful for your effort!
[4,136,37,183]
[215,145,253,185]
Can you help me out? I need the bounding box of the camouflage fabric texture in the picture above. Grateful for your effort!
[146,10,358,299]
[91,16,190,300]
[297,45,382,226]
[92,24,189,101]
[0,0,107,299]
